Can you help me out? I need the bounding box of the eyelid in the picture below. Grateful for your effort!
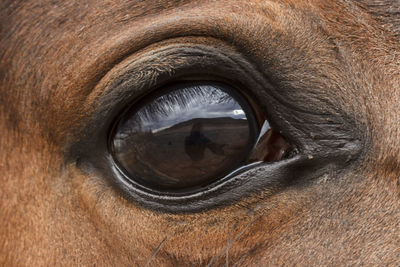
[86,39,356,156]
[82,40,275,137]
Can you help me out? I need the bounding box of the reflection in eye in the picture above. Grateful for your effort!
[184,121,225,161]
[111,83,290,192]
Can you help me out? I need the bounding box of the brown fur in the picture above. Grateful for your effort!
[0,0,399,265]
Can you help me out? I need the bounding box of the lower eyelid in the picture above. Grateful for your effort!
[86,43,264,112]
[106,154,311,213]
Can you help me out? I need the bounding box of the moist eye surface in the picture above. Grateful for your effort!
[110,83,259,191]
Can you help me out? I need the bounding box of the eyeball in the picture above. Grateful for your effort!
[110,82,291,193]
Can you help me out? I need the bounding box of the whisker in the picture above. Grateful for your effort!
[145,237,167,267]
[207,214,261,267]
[225,220,239,267]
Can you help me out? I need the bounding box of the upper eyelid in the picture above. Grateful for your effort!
[82,39,358,154]
[69,40,270,156]
[84,41,266,117]
[81,36,361,148]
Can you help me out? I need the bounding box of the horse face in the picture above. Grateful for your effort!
[1,0,399,265]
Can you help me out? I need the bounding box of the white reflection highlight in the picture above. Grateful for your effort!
[233,110,245,116]
[118,85,249,135]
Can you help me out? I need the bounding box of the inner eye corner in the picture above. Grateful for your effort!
[108,81,293,195]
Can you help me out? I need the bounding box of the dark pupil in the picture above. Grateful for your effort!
[111,83,257,191]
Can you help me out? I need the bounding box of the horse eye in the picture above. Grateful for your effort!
[110,82,291,192]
